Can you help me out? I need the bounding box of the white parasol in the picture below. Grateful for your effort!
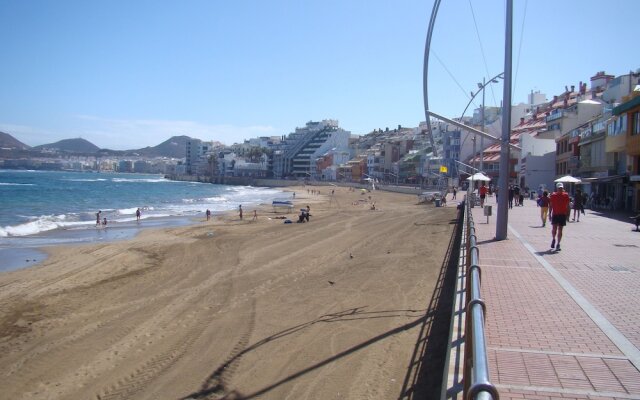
[466,172,491,181]
[554,175,581,183]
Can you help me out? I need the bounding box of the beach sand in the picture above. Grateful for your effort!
[0,186,458,400]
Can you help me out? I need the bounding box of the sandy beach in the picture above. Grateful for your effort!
[0,186,458,400]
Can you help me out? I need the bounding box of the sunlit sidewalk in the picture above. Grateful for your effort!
[446,193,640,400]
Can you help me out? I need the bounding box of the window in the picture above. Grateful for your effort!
[608,114,628,136]
[633,112,640,135]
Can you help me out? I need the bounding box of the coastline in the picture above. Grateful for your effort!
[0,184,296,272]
[0,185,456,399]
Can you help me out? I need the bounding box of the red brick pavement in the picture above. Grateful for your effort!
[447,193,640,399]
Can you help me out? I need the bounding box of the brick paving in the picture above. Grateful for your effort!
[444,193,640,400]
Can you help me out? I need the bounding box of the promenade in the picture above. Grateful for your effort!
[445,193,640,400]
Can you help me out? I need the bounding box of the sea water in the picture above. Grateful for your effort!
[0,170,286,271]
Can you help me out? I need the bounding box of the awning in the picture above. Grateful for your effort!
[582,174,625,183]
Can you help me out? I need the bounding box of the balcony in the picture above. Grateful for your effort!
[546,110,564,122]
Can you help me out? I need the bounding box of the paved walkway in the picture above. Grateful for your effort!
[446,193,640,400]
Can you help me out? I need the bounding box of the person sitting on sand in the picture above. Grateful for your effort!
[631,214,640,232]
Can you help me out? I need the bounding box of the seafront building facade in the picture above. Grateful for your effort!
[271,120,351,179]
[453,69,639,212]
[171,70,640,211]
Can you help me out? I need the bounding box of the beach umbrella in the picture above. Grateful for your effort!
[466,172,491,181]
[554,175,581,183]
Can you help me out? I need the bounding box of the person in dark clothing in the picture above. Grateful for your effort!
[508,186,514,209]
[572,188,584,222]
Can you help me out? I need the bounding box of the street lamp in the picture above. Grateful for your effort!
[459,72,504,174]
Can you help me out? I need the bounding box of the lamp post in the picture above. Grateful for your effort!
[480,78,486,173]
[496,0,514,241]
[459,72,504,174]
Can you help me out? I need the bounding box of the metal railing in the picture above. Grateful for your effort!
[463,197,499,400]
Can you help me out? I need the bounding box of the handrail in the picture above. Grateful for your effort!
[463,195,499,400]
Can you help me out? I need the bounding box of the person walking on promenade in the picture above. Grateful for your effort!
[572,188,584,222]
[514,185,520,206]
[508,185,514,209]
[479,182,488,207]
[538,190,550,227]
[452,187,457,200]
[549,182,570,251]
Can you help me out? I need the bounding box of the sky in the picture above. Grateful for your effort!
[1,0,638,150]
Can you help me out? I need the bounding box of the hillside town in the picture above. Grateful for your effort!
[1,69,639,213]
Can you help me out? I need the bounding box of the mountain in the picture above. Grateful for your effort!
[0,131,31,150]
[2,133,194,158]
[32,138,100,153]
[128,135,191,158]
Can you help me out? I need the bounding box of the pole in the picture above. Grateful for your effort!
[480,77,485,173]
[472,135,477,178]
[423,0,442,157]
[496,0,513,241]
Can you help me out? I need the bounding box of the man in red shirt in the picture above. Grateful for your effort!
[479,182,488,207]
[549,182,570,251]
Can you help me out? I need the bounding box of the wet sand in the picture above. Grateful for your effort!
[0,186,457,400]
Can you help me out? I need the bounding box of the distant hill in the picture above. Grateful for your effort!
[0,131,31,150]
[2,133,196,158]
[32,138,100,153]
[129,135,191,158]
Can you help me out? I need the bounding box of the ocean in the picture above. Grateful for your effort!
[0,170,287,271]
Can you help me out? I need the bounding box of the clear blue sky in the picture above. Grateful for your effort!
[1,0,637,150]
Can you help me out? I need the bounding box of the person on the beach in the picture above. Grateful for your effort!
[549,182,570,251]
[252,210,257,221]
[206,209,211,221]
[136,208,141,221]
[102,217,108,227]
[537,190,550,227]
[479,182,488,207]
[293,192,295,199]
[297,209,306,223]
[572,189,584,222]
[631,213,640,232]
[239,205,243,220]
[96,210,101,226]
